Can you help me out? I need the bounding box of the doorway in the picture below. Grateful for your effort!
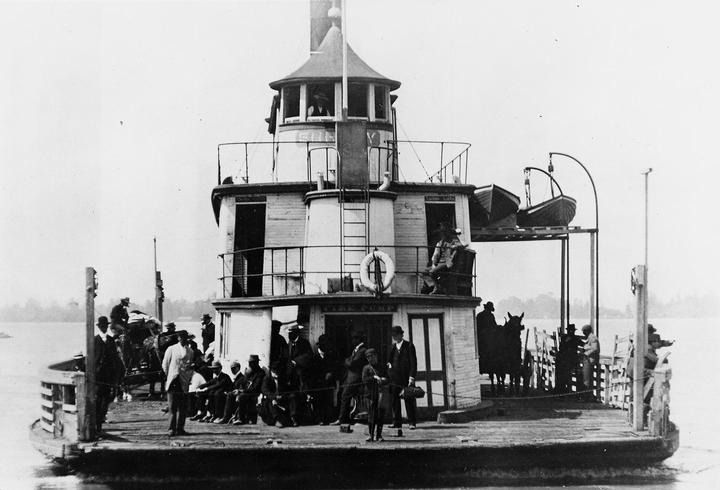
[408,314,447,416]
[233,203,266,297]
[324,314,393,365]
[425,202,456,261]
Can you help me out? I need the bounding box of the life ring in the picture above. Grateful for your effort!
[359,250,395,293]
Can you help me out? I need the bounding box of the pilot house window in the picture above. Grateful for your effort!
[307,83,334,117]
[374,85,387,120]
[283,86,300,120]
[348,83,368,118]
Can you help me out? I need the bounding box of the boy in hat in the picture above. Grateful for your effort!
[362,348,389,442]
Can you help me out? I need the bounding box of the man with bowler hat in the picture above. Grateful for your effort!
[200,313,215,353]
[387,325,418,429]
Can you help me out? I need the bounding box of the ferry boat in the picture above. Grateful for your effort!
[30,1,677,483]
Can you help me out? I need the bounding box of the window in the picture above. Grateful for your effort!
[307,83,334,118]
[374,85,387,120]
[283,86,300,120]
[348,83,368,118]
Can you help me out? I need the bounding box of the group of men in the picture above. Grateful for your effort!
[555,323,600,400]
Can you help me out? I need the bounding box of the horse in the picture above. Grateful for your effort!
[503,312,525,396]
[116,316,165,399]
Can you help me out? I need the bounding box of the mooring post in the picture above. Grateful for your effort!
[82,267,97,441]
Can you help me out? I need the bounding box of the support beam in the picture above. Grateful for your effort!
[83,267,97,442]
[633,264,648,431]
[560,238,566,330]
[590,232,597,334]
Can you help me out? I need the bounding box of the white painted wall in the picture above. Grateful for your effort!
[220,308,273,371]
[217,196,236,299]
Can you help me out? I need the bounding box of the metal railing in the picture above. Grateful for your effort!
[216,140,471,186]
[217,244,477,299]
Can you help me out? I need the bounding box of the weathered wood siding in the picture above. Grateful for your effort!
[263,192,307,295]
[446,306,482,409]
[393,193,428,293]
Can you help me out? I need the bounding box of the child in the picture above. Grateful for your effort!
[362,348,389,442]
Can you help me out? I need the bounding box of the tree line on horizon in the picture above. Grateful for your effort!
[0,292,716,323]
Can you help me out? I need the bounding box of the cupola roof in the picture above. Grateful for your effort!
[269,25,400,90]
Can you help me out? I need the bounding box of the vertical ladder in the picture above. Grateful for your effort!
[339,188,370,281]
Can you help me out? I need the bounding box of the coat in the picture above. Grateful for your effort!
[387,341,418,387]
[343,343,368,384]
[162,342,194,392]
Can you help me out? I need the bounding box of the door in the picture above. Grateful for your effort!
[233,203,266,297]
[408,314,447,416]
[324,314,393,366]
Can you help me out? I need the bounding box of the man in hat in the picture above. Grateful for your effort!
[362,348,389,442]
[200,314,215,353]
[110,297,130,333]
[475,301,496,372]
[313,334,340,425]
[94,316,122,433]
[214,361,245,424]
[648,323,674,348]
[161,330,194,436]
[334,330,368,432]
[260,364,292,428]
[387,325,418,429]
[555,324,579,394]
[232,354,265,425]
[194,360,232,422]
[426,222,464,294]
[580,324,600,401]
[307,92,332,117]
[269,320,288,371]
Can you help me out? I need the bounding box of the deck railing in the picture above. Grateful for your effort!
[216,140,471,185]
[528,327,673,436]
[38,359,89,443]
[218,244,476,299]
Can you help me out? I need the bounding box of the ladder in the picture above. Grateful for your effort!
[339,188,370,281]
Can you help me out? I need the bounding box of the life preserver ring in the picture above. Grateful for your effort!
[359,250,395,293]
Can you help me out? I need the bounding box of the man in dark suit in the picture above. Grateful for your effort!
[334,331,367,432]
[387,325,418,429]
[94,316,122,433]
[194,360,232,422]
[200,313,215,354]
[286,324,313,426]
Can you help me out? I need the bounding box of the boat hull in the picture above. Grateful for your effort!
[470,184,521,227]
[517,195,577,227]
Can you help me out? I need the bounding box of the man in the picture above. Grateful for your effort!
[269,320,288,371]
[232,354,265,425]
[157,322,178,361]
[307,92,332,117]
[426,223,464,294]
[94,316,122,433]
[313,334,340,425]
[194,360,232,422]
[200,314,215,353]
[648,323,674,348]
[260,364,292,428]
[334,331,368,433]
[214,361,245,424]
[161,330,194,436]
[580,324,600,401]
[110,297,130,333]
[387,325,418,430]
[555,324,579,394]
[475,301,496,373]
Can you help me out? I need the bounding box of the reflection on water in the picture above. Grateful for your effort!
[0,319,718,488]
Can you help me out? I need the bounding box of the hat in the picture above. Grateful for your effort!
[484,301,495,311]
[648,333,661,344]
[202,313,212,321]
[567,323,576,331]
[248,354,260,363]
[210,360,223,370]
[365,348,377,358]
[122,297,130,302]
[165,322,176,330]
[96,316,109,326]
[313,92,329,101]
[287,324,302,332]
[272,320,282,328]
[391,325,404,336]
[648,323,656,334]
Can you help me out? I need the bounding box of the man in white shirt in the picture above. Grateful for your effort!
[162,331,194,436]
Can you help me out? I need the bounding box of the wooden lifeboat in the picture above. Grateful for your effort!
[470,184,521,227]
[516,195,577,227]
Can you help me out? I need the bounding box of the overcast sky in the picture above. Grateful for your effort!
[1,0,718,313]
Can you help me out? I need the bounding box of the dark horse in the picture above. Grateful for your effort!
[478,312,525,396]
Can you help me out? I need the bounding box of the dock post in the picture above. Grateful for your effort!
[632,264,647,431]
[82,267,97,441]
[589,231,596,335]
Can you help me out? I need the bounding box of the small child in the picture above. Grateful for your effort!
[362,348,389,442]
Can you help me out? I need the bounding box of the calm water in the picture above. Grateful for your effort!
[0,318,718,489]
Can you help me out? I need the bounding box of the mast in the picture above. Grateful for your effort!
[341,0,348,120]
[154,237,164,324]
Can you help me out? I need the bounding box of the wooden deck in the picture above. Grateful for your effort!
[38,395,677,487]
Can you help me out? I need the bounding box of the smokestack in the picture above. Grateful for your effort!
[310,0,339,52]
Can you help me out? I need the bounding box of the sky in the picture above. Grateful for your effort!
[1,0,718,313]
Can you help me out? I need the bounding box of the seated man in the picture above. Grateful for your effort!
[232,354,265,425]
[259,364,292,428]
[192,361,232,422]
[214,361,245,424]
[425,223,465,294]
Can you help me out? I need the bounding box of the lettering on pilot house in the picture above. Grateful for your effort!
[321,304,397,313]
[424,195,456,202]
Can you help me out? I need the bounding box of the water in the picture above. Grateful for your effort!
[0,319,717,488]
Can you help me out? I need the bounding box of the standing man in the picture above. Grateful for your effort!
[475,301,495,373]
[94,316,121,434]
[334,331,367,433]
[286,324,313,426]
[581,324,600,401]
[110,297,130,333]
[555,324,579,394]
[387,325,418,430]
[200,313,215,354]
[269,320,288,371]
[313,334,340,425]
[162,330,194,436]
